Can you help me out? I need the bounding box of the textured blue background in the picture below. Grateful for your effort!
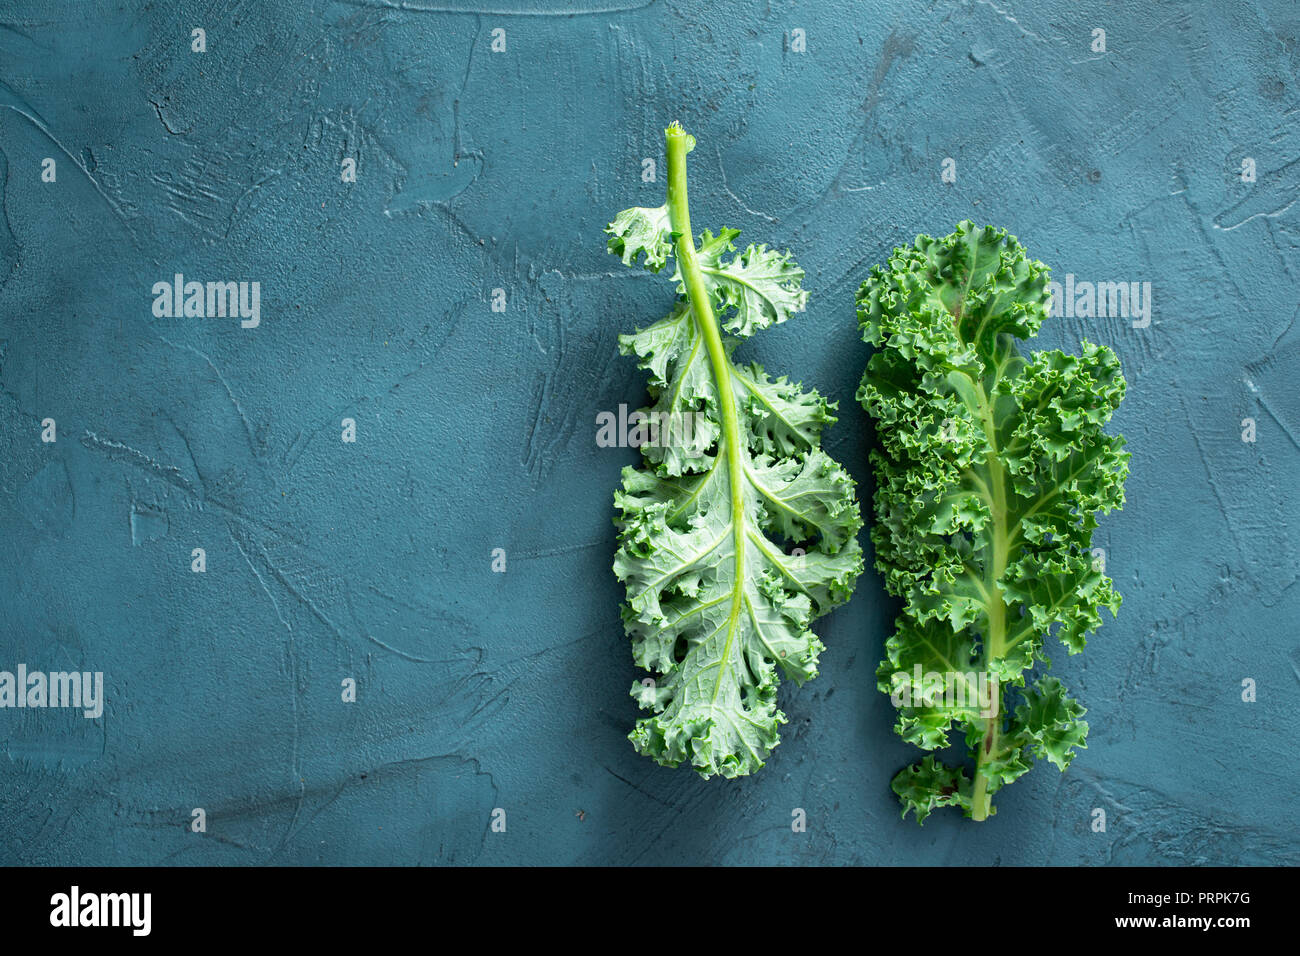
[1,0,1297,865]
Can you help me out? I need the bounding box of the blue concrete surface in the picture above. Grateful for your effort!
[1,0,1297,865]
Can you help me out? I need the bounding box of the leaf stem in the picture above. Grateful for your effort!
[665,123,746,704]
[969,377,1008,822]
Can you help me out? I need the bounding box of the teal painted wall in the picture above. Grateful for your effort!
[1,0,1297,864]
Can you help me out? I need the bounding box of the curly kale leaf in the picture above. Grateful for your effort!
[858,222,1129,821]
[608,123,863,778]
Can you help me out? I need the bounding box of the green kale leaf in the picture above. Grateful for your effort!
[608,123,863,778]
[858,222,1129,821]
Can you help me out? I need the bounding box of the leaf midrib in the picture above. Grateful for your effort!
[665,128,747,710]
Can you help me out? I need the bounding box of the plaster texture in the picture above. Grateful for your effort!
[0,0,1297,864]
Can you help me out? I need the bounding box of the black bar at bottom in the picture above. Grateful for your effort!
[4,865,1294,941]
